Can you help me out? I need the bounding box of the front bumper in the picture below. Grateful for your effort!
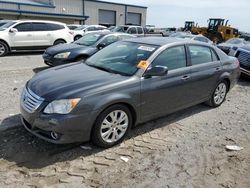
[20,104,96,144]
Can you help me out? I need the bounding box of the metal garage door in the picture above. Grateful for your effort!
[99,10,116,27]
[127,12,141,25]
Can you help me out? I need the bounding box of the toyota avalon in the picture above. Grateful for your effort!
[20,37,240,148]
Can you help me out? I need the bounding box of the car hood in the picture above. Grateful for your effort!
[45,43,95,55]
[27,63,129,101]
[240,45,250,51]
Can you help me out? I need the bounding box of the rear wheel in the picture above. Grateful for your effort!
[53,39,66,46]
[206,81,228,107]
[0,41,9,57]
[92,104,132,148]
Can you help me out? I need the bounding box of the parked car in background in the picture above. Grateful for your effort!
[158,27,177,37]
[0,20,73,57]
[73,25,107,41]
[67,24,81,30]
[43,31,135,66]
[170,32,213,44]
[217,38,248,55]
[109,25,145,37]
[234,45,250,76]
[21,37,240,148]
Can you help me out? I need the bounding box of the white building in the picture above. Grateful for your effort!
[0,0,147,26]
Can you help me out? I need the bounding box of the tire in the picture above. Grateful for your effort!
[211,34,223,44]
[206,81,228,107]
[0,41,9,57]
[92,104,132,148]
[74,35,82,41]
[53,39,66,46]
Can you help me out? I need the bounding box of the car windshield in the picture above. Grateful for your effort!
[86,41,158,76]
[74,25,87,31]
[0,21,16,31]
[226,39,242,45]
[74,33,104,46]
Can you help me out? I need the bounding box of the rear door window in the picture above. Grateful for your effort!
[32,23,48,31]
[137,27,143,34]
[152,46,187,70]
[47,23,65,31]
[189,45,213,65]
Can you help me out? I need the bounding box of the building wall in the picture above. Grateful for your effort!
[0,0,147,26]
[84,0,147,26]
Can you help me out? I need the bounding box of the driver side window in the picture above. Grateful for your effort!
[152,46,187,71]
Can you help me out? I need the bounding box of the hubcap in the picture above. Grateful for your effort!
[100,110,129,143]
[0,44,5,56]
[214,83,227,105]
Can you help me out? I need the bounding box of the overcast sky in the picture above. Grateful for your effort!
[105,0,250,32]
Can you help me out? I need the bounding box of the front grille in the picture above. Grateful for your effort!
[236,50,250,71]
[21,88,44,113]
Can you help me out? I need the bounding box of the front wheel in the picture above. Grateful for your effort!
[206,81,228,107]
[0,41,9,57]
[53,40,66,46]
[92,105,132,148]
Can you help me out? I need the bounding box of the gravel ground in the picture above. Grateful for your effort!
[0,52,249,188]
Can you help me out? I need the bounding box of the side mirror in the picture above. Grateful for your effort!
[97,43,106,50]
[9,28,18,33]
[144,66,168,78]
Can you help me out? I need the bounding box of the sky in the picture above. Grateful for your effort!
[104,0,250,32]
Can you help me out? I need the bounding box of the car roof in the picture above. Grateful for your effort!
[13,20,66,25]
[124,37,212,46]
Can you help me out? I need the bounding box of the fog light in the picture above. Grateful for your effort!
[51,132,59,140]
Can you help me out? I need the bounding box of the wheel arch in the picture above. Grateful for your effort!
[0,39,10,51]
[53,39,66,44]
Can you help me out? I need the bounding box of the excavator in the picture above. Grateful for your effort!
[191,18,239,43]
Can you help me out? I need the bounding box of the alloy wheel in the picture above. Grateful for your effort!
[100,110,129,143]
[213,83,227,105]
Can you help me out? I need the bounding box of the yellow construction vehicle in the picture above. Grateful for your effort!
[192,18,239,43]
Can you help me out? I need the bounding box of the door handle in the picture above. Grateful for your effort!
[27,34,32,37]
[181,75,190,81]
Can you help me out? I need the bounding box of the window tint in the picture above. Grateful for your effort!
[32,23,48,31]
[152,46,187,70]
[87,27,96,31]
[14,23,32,32]
[137,27,143,34]
[127,27,136,34]
[47,23,65,31]
[189,45,213,65]
[101,35,118,45]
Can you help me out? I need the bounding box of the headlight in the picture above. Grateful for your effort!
[44,98,81,114]
[54,52,71,59]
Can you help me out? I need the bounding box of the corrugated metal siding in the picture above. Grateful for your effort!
[0,3,18,9]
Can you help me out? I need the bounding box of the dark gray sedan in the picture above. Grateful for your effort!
[20,37,240,148]
[43,31,135,66]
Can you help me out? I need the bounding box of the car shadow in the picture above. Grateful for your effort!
[6,51,44,57]
[238,75,250,86]
[0,104,211,169]
[33,66,50,73]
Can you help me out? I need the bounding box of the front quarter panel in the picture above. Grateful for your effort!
[76,76,141,124]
